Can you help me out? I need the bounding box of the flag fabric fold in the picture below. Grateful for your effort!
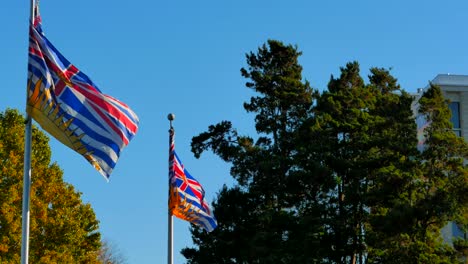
[169,131,217,232]
[27,4,139,179]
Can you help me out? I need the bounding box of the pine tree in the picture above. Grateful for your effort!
[361,69,422,263]
[182,40,317,263]
[410,84,468,262]
[361,82,468,263]
[308,62,380,263]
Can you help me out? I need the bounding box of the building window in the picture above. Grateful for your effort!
[449,102,462,136]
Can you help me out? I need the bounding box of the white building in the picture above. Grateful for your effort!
[431,74,468,138]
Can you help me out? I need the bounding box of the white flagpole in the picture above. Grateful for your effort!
[21,118,32,264]
[21,1,35,263]
[167,113,175,264]
[168,210,173,264]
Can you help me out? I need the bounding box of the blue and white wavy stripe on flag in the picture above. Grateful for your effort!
[27,7,139,179]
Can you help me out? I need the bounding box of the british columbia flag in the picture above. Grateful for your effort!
[169,130,217,232]
[27,4,139,179]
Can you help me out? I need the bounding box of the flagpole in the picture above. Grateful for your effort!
[21,119,32,264]
[167,113,175,264]
[21,1,35,263]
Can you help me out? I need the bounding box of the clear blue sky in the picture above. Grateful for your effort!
[2,0,468,263]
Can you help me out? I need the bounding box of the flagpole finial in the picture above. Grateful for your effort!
[167,113,175,121]
[168,113,175,130]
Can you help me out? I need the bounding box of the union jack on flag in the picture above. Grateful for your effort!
[169,131,217,232]
[27,4,139,180]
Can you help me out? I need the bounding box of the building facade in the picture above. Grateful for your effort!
[431,74,468,138]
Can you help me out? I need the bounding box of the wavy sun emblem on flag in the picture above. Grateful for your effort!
[169,186,202,223]
[26,77,98,169]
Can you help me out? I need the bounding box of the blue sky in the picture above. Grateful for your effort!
[2,0,468,263]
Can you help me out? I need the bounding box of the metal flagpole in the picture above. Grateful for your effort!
[21,119,32,264]
[167,113,175,264]
[21,1,35,263]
